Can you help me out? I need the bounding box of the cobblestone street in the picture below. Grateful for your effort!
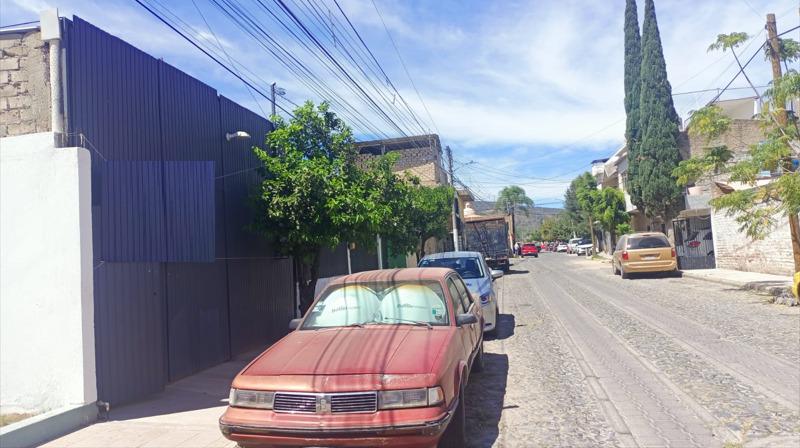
[465,253,800,448]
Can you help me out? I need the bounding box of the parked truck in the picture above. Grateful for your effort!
[463,215,511,272]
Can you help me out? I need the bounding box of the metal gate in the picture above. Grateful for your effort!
[673,215,716,270]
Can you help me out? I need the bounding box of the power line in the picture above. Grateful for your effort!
[368,0,439,135]
[134,0,296,117]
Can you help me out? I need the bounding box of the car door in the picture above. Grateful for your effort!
[453,276,481,351]
[446,276,474,360]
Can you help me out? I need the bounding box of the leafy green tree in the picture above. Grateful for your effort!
[402,179,454,260]
[495,185,534,215]
[495,185,534,241]
[564,174,595,226]
[624,0,642,153]
[539,213,580,242]
[629,0,683,225]
[252,102,419,312]
[592,188,631,250]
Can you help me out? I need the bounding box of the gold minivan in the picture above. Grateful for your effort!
[612,232,677,279]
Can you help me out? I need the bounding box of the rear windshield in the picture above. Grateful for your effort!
[419,257,484,279]
[627,235,670,249]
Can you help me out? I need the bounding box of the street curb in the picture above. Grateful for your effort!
[680,271,792,298]
[0,402,97,448]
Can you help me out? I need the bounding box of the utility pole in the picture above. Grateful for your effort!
[766,13,800,272]
[270,82,276,117]
[446,146,459,251]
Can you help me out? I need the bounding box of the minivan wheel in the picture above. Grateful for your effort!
[439,385,466,448]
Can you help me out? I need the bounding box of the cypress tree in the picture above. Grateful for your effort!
[623,0,641,150]
[630,0,682,223]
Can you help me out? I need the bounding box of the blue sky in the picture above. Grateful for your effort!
[3,0,798,206]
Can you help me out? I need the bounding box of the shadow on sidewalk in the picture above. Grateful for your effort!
[486,313,515,341]
[107,351,261,422]
[465,353,509,448]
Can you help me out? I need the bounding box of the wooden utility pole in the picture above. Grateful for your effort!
[446,146,459,251]
[766,13,800,273]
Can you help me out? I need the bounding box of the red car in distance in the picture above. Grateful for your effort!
[219,268,485,448]
[521,243,539,258]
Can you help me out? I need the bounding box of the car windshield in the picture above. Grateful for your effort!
[418,257,484,279]
[627,235,670,249]
[301,281,449,329]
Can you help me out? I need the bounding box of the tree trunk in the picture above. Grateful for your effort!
[789,213,800,273]
[295,249,321,315]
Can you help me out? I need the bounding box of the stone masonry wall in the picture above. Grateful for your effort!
[711,210,795,276]
[0,30,51,137]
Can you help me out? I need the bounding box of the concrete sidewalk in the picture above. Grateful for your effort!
[680,268,794,298]
[39,353,258,448]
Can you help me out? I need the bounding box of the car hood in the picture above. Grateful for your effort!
[243,326,453,376]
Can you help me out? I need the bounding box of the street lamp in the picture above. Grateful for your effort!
[225,131,251,142]
[270,82,286,117]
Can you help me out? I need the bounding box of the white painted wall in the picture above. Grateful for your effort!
[0,132,96,414]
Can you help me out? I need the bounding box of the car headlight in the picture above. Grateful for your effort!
[229,389,274,409]
[378,387,444,409]
[479,293,491,305]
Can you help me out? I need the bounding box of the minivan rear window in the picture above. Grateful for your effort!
[627,235,670,249]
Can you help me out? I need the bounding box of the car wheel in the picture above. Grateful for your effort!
[472,340,484,373]
[439,384,466,448]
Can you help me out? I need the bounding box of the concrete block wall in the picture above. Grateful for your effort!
[711,209,795,276]
[0,30,51,137]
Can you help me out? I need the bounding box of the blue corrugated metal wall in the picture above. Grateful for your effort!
[64,16,296,405]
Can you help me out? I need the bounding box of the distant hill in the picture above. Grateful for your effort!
[470,201,562,239]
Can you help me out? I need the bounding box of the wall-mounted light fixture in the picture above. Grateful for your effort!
[225,131,251,142]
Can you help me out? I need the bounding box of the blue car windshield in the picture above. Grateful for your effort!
[419,257,484,279]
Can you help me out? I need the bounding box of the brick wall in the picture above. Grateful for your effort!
[0,30,51,137]
[711,209,795,276]
[356,144,447,186]
[682,119,763,173]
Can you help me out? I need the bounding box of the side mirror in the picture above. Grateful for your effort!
[491,269,504,280]
[288,318,302,330]
[456,313,478,326]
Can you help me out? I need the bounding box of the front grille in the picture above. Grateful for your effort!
[330,392,377,414]
[273,393,316,413]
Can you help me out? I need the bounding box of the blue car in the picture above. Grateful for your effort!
[418,251,503,334]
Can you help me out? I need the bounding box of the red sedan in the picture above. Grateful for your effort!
[219,268,485,448]
[521,243,539,257]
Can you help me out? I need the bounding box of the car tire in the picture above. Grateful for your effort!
[439,384,466,448]
[472,340,484,372]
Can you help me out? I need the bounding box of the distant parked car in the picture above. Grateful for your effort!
[521,243,539,258]
[567,237,582,254]
[220,268,484,448]
[556,243,568,252]
[611,232,677,279]
[575,238,593,256]
[419,251,502,333]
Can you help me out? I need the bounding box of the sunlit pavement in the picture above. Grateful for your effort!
[466,254,800,448]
